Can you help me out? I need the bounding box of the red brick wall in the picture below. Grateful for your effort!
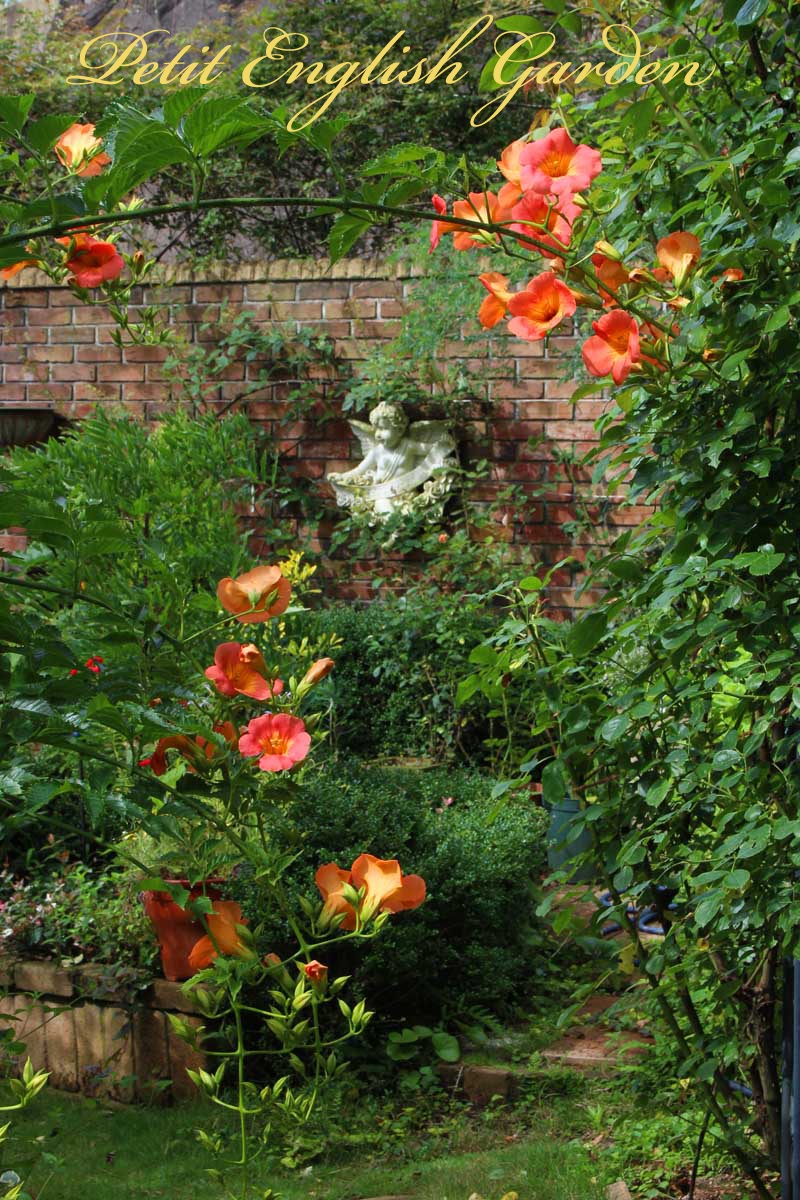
[0,258,642,609]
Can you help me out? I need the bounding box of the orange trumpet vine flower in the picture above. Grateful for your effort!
[497,138,527,207]
[204,642,281,701]
[478,272,514,329]
[147,724,236,776]
[2,258,37,282]
[656,232,701,287]
[315,854,426,931]
[582,309,641,384]
[429,194,452,253]
[510,192,579,257]
[591,253,630,307]
[507,272,577,341]
[188,900,252,971]
[217,564,291,624]
[54,123,111,178]
[450,192,512,250]
[60,233,124,289]
[238,713,311,772]
[519,127,602,198]
[303,960,328,985]
[300,657,335,687]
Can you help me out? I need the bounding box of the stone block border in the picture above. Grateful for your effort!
[0,957,206,1102]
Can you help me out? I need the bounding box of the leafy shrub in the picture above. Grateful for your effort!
[0,861,157,972]
[234,762,549,1024]
[6,408,261,619]
[303,591,498,762]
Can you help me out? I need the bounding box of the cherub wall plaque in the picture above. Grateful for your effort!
[328,402,457,522]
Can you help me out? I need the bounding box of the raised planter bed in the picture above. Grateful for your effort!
[0,956,207,1103]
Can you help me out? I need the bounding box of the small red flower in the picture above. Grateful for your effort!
[60,234,124,289]
[711,267,744,285]
[303,960,328,985]
[429,194,449,254]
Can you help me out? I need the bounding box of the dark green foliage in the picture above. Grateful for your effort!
[303,592,497,762]
[5,408,260,612]
[236,762,548,1022]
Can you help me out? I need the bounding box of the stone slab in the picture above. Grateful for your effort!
[541,1027,650,1073]
[72,964,127,1003]
[606,1184,632,1200]
[15,960,73,998]
[438,1062,518,1105]
[131,1008,170,1101]
[44,1007,78,1091]
[104,1007,136,1102]
[12,996,48,1072]
[74,1002,107,1096]
[147,978,202,1014]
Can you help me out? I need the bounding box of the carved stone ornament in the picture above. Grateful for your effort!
[328,402,458,523]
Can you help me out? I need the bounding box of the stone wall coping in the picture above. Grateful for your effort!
[0,955,200,1012]
[3,256,433,290]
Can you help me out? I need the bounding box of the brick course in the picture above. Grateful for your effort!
[0,258,639,610]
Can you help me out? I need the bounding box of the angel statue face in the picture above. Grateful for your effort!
[369,402,408,451]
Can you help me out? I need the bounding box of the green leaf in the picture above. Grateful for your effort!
[734,0,769,26]
[0,241,30,269]
[571,381,603,403]
[541,760,566,807]
[163,88,208,127]
[723,869,750,889]
[181,98,265,158]
[86,695,131,736]
[765,306,791,332]
[600,715,629,744]
[733,549,785,576]
[621,98,656,142]
[328,212,370,262]
[25,114,76,155]
[0,95,35,137]
[711,748,740,772]
[431,1031,460,1062]
[495,15,546,33]
[362,143,439,177]
[566,611,608,657]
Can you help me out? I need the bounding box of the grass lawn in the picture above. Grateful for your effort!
[4,1089,607,1200]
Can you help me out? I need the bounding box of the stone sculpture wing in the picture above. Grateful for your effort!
[408,420,457,457]
[348,418,379,459]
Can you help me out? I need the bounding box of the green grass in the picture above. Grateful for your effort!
[4,1089,606,1200]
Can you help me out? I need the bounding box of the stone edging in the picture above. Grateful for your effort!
[1,956,205,1102]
